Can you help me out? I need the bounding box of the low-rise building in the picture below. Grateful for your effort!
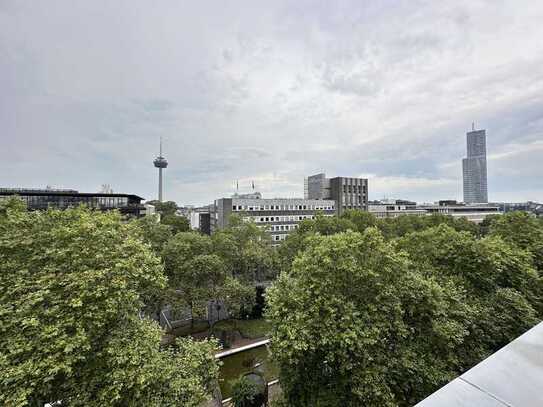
[494,201,543,217]
[368,199,427,219]
[0,188,145,217]
[210,194,335,244]
[418,200,501,223]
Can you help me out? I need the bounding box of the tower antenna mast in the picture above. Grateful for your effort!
[153,137,168,202]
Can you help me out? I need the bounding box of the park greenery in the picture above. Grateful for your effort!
[1,194,542,406]
[267,210,543,406]
[0,199,218,406]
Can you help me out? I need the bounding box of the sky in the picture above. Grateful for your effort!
[1,0,542,205]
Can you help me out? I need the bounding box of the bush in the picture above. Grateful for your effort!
[231,375,266,407]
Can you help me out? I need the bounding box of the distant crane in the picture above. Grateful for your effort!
[153,137,168,202]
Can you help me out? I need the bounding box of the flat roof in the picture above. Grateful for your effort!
[0,189,144,200]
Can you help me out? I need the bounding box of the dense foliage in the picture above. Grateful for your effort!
[268,211,543,406]
[160,214,278,321]
[231,375,266,407]
[144,200,191,235]
[0,201,219,406]
[2,193,542,407]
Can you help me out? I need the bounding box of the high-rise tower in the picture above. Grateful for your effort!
[153,137,168,202]
[462,123,488,203]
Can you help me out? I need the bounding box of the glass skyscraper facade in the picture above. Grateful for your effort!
[462,129,488,203]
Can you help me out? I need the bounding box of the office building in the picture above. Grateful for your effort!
[210,194,335,244]
[462,125,488,203]
[305,173,368,215]
[418,200,500,223]
[494,201,543,217]
[0,188,145,217]
[368,199,427,218]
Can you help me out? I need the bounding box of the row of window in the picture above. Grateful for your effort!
[343,185,367,193]
[0,195,132,208]
[272,234,288,242]
[269,224,299,232]
[342,195,365,204]
[233,204,334,211]
[250,214,334,223]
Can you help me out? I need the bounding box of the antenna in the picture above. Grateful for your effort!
[472,122,475,131]
[159,136,163,156]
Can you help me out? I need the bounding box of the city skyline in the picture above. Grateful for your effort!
[1,1,542,205]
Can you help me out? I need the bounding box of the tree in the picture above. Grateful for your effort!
[132,214,173,255]
[489,211,543,272]
[231,375,266,407]
[278,214,354,272]
[161,214,191,234]
[267,229,474,406]
[0,203,219,406]
[396,224,541,365]
[217,215,277,282]
[396,225,542,311]
[69,319,219,407]
[340,209,378,233]
[147,200,178,216]
[163,233,256,321]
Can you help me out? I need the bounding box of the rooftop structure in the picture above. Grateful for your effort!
[153,137,168,202]
[0,188,145,217]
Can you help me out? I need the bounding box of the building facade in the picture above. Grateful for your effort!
[305,173,368,215]
[368,199,427,218]
[462,128,488,203]
[0,188,145,217]
[418,201,500,223]
[210,195,335,244]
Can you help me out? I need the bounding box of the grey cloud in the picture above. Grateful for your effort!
[1,0,543,204]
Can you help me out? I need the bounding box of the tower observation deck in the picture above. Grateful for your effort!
[153,138,168,202]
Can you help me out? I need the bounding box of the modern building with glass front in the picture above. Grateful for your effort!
[0,188,145,217]
[462,127,488,203]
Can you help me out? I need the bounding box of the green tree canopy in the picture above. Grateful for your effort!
[147,200,178,216]
[133,214,173,255]
[488,211,543,272]
[267,229,475,406]
[278,214,355,272]
[216,214,277,282]
[0,202,218,406]
[161,214,191,235]
[162,232,256,320]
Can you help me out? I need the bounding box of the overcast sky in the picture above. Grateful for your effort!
[1,1,542,205]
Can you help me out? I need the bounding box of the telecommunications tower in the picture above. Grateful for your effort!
[153,137,168,202]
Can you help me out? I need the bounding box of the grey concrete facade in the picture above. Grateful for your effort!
[211,196,335,244]
[306,173,368,215]
[463,129,488,203]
